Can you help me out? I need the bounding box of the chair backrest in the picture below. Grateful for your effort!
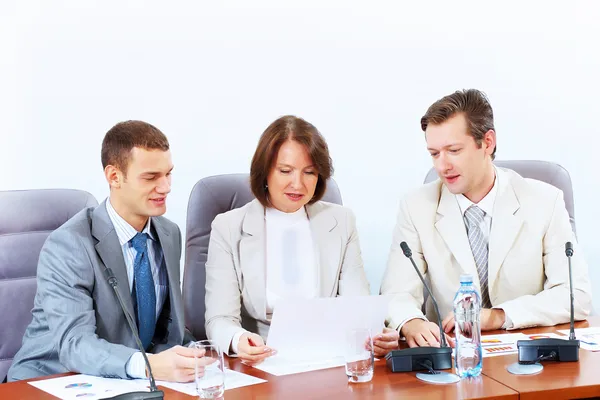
[0,189,98,382]
[423,160,577,235]
[182,173,343,340]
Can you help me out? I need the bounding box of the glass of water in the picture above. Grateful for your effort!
[189,340,225,399]
[344,328,374,383]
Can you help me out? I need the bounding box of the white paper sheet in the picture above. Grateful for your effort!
[28,374,148,400]
[557,327,600,351]
[252,295,389,376]
[478,332,570,358]
[253,355,346,376]
[479,333,530,357]
[148,368,267,396]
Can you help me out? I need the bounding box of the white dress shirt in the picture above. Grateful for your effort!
[455,170,498,241]
[231,205,318,353]
[105,199,168,378]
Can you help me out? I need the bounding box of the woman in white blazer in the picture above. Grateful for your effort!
[204,115,399,364]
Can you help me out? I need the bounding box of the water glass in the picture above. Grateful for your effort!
[344,328,374,383]
[189,340,225,399]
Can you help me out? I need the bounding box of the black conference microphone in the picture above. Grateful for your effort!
[103,267,164,399]
[385,242,453,373]
[516,242,580,364]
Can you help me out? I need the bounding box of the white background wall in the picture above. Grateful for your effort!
[1,1,598,312]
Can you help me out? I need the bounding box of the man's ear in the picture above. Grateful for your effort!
[104,165,123,189]
[483,129,496,157]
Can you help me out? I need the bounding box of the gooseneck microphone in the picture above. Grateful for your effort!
[104,267,165,400]
[385,242,453,373]
[516,241,580,364]
[566,242,576,341]
[399,242,448,348]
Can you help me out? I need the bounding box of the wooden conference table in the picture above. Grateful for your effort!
[2,317,599,400]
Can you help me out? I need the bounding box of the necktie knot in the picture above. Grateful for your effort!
[465,205,485,224]
[131,232,149,253]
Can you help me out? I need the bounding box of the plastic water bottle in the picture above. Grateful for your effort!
[453,274,483,378]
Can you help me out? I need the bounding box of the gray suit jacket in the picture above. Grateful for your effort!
[8,200,191,381]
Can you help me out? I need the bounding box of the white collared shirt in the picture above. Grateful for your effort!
[230,205,319,353]
[105,198,168,378]
[455,169,499,240]
[265,205,319,313]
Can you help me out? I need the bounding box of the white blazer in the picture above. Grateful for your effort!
[205,199,371,354]
[381,167,592,331]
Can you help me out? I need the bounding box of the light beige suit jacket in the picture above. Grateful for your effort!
[381,167,592,331]
[205,199,371,355]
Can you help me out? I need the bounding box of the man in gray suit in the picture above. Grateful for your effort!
[8,121,200,382]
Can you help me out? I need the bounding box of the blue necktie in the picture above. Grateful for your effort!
[130,232,156,350]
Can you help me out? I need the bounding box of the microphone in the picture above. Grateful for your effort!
[516,241,580,364]
[385,242,453,373]
[400,242,448,348]
[566,242,576,341]
[103,267,165,399]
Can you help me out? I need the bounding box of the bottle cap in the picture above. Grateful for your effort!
[459,274,473,284]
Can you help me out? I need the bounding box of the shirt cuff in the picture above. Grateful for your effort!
[125,352,147,379]
[231,330,247,354]
[492,306,513,330]
[501,313,514,330]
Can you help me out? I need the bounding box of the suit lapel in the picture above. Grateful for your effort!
[488,170,523,294]
[153,218,177,295]
[91,201,136,323]
[307,203,342,297]
[239,200,267,319]
[435,185,478,278]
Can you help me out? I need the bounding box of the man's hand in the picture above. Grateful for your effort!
[368,327,400,357]
[442,308,506,333]
[237,332,276,366]
[400,319,442,348]
[442,312,456,334]
[481,308,506,331]
[147,345,210,382]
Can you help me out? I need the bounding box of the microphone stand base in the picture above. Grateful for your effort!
[416,371,460,384]
[506,362,543,375]
[105,390,165,400]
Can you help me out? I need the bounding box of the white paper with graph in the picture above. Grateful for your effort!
[479,332,569,357]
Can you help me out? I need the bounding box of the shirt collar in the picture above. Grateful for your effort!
[456,166,499,217]
[265,205,308,223]
[105,198,155,246]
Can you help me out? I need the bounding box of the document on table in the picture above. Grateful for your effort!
[253,295,390,376]
[28,370,266,399]
[28,374,148,400]
[480,333,529,357]
[480,332,569,358]
[149,368,267,396]
[557,327,600,351]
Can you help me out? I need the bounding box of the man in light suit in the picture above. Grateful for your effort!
[8,121,200,381]
[381,89,592,348]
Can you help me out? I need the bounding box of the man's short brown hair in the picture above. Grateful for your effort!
[250,115,333,207]
[101,120,170,174]
[421,89,496,159]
